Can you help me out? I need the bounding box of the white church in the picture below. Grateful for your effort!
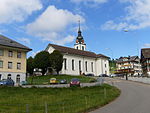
[45,24,110,76]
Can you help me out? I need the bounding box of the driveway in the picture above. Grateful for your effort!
[90,78,150,113]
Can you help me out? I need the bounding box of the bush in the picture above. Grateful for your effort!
[89,78,97,83]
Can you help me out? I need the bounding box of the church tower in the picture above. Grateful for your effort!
[74,21,86,51]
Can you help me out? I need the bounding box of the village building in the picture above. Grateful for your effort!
[141,48,150,76]
[0,35,31,84]
[45,25,110,76]
[116,56,142,76]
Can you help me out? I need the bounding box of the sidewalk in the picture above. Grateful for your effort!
[120,77,150,84]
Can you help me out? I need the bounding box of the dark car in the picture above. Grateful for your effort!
[0,79,14,86]
[20,81,28,85]
[99,74,109,77]
[70,78,80,87]
[59,79,67,84]
[85,73,94,76]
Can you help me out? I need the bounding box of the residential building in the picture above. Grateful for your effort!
[141,48,150,76]
[0,35,31,84]
[116,56,142,76]
[45,25,109,76]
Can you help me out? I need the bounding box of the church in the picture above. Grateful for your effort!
[45,24,110,76]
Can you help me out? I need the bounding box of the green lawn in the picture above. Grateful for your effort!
[27,74,95,85]
[0,84,120,113]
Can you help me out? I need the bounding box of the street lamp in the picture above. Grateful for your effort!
[105,48,114,60]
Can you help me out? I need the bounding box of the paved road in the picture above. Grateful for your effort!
[90,78,150,113]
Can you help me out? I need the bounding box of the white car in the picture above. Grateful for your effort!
[110,74,116,77]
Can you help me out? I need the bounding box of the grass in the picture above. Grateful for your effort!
[27,74,95,85]
[0,84,120,113]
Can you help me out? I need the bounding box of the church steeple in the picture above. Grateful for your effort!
[74,20,86,51]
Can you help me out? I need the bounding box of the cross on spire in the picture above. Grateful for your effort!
[78,20,80,31]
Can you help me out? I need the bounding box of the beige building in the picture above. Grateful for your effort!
[116,56,142,76]
[0,35,31,84]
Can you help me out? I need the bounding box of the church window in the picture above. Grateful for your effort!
[82,46,84,50]
[91,62,93,72]
[72,59,74,70]
[79,60,81,71]
[85,61,87,72]
[64,59,67,70]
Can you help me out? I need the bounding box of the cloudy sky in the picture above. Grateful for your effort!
[1,0,150,58]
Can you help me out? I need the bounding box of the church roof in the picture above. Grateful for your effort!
[0,35,32,51]
[46,43,109,59]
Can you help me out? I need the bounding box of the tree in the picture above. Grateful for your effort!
[34,51,51,75]
[27,56,34,75]
[50,50,63,75]
[109,59,116,74]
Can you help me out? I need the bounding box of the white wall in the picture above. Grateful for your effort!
[61,54,96,76]
[0,72,26,85]
[47,45,109,76]
[47,46,55,53]
[74,44,86,51]
[96,58,109,76]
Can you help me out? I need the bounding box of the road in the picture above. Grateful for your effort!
[90,78,150,113]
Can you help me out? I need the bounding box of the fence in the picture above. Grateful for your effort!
[0,88,108,113]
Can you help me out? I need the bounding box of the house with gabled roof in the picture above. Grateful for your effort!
[45,25,109,76]
[0,35,31,84]
[116,56,142,76]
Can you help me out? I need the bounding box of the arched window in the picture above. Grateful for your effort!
[91,62,93,72]
[85,61,88,72]
[64,59,67,70]
[7,74,11,79]
[0,74,2,80]
[82,46,84,50]
[79,61,81,71]
[16,75,20,83]
[72,59,74,70]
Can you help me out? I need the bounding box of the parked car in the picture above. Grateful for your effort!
[50,78,58,84]
[99,74,109,77]
[59,79,67,84]
[20,81,28,85]
[85,73,94,76]
[110,74,116,77]
[0,79,14,86]
[70,78,80,87]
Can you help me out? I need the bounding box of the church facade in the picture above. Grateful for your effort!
[45,25,109,76]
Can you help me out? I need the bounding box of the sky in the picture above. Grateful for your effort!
[1,0,150,59]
